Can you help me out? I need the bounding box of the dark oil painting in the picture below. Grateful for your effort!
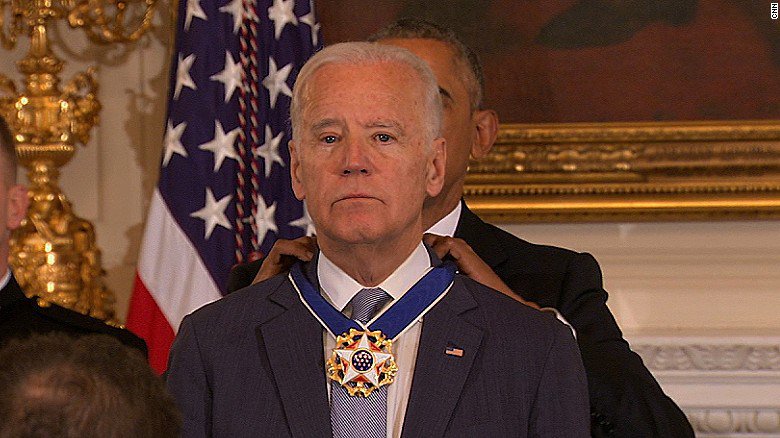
[316,0,780,124]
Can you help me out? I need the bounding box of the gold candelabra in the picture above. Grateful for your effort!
[0,0,156,322]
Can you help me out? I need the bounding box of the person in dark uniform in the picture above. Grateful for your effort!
[0,116,146,354]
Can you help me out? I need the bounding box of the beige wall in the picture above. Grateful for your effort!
[500,221,780,333]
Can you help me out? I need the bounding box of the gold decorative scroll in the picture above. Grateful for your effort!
[464,120,780,222]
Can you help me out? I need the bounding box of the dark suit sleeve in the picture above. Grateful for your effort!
[166,315,213,437]
[226,259,264,293]
[530,323,590,438]
[456,206,692,436]
[559,253,693,437]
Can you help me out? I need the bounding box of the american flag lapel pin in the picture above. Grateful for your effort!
[445,345,464,357]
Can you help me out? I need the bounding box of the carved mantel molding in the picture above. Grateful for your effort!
[632,344,780,372]
[687,409,780,436]
[628,334,780,436]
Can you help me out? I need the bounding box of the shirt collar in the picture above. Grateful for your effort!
[317,242,432,311]
[425,202,461,237]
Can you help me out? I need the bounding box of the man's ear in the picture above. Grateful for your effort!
[471,109,499,160]
[6,184,28,231]
[425,137,446,197]
[288,141,305,201]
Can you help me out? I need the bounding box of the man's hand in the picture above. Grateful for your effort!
[423,233,540,310]
[251,236,318,285]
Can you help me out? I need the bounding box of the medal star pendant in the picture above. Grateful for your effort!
[326,328,398,397]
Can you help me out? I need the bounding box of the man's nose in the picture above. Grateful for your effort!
[341,138,371,176]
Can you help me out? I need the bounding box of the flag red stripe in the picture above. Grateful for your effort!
[127,273,175,374]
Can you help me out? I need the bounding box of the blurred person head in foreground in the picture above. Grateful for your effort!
[0,332,180,438]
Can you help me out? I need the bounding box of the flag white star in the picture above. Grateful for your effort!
[255,125,284,177]
[174,53,197,100]
[254,194,278,244]
[184,0,208,31]
[299,6,320,47]
[198,120,240,172]
[210,51,242,102]
[190,188,233,239]
[288,204,315,236]
[162,120,188,166]
[218,0,243,34]
[262,58,293,109]
[267,0,298,39]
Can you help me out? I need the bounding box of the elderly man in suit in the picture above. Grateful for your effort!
[166,41,589,437]
[0,117,146,354]
[228,19,693,437]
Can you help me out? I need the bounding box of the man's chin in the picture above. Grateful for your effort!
[327,227,384,246]
[315,211,422,249]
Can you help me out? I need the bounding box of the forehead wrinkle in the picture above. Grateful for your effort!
[364,119,403,131]
[310,118,344,132]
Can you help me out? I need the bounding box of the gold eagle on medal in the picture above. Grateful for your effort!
[326,328,398,397]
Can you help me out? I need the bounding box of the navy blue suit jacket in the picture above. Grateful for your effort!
[0,274,147,355]
[168,252,590,437]
[227,203,693,437]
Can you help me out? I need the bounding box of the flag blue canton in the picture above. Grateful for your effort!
[160,0,321,294]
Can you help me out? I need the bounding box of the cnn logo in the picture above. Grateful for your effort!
[773,2,779,19]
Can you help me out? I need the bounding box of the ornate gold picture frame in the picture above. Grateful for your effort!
[314,2,780,222]
[465,120,780,222]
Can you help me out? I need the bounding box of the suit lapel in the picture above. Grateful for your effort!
[401,280,484,438]
[258,257,331,438]
[455,201,508,270]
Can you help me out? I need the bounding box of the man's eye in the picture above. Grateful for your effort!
[375,133,393,143]
[321,135,338,144]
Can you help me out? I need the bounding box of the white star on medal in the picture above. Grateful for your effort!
[333,331,393,387]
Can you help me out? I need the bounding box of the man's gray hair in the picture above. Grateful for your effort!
[290,41,443,146]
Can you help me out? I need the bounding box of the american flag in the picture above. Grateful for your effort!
[127,0,321,373]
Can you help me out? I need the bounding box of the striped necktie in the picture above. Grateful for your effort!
[331,287,392,438]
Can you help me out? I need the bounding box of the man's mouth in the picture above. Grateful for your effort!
[335,194,380,203]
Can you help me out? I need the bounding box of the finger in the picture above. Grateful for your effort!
[435,238,471,262]
[289,235,318,259]
[423,234,452,260]
[253,252,298,284]
[288,240,315,261]
[445,240,485,276]
[269,239,314,261]
[423,232,445,244]
[277,253,302,270]
[299,236,318,256]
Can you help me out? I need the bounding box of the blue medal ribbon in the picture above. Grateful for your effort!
[290,260,456,341]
